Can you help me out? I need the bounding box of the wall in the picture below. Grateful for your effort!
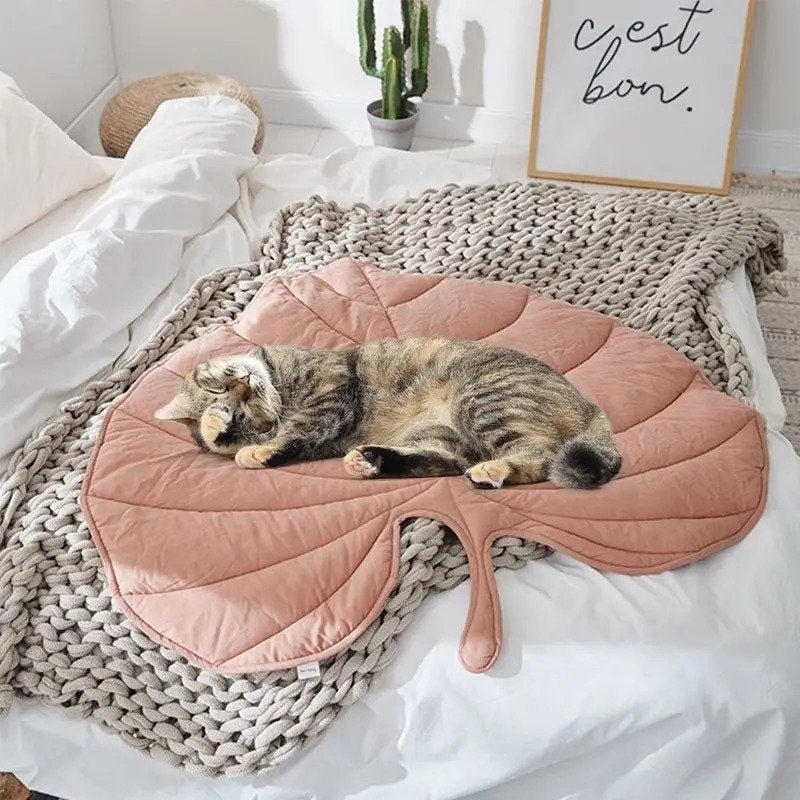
[736,0,800,172]
[107,0,799,172]
[0,1,796,170]
[0,0,118,153]
[107,0,538,143]
[108,2,533,112]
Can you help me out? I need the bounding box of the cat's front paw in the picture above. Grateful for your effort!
[343,447,381,478]
[465,459,510,489]
[200,403,233,442]
[235,444,277,469]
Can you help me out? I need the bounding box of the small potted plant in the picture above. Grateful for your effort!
[358,0,430,150]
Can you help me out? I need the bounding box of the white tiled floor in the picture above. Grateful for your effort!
[262,123,532,182]
[310,128,370,157]
[265,124,324,156]
[448,140,498,167]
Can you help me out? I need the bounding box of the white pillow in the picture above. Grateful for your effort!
[0,74,107,241]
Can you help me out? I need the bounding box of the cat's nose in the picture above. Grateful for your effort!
[235,375,250,388]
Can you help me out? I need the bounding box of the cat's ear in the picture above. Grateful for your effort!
[154,392,194,421]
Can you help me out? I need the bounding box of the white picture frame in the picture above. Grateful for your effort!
[528,0,755,194]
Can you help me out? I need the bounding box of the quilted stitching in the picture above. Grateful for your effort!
[82,261,768,677]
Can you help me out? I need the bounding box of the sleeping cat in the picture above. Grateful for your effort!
[154,339,622,490]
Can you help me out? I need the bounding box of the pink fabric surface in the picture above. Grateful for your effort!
[81,260,768,674]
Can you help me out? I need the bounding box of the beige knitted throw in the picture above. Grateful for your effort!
[0,182,784,777]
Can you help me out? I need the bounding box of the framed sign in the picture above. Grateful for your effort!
[528,0,754,194]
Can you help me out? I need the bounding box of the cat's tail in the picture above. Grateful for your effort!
[548,408,622,490]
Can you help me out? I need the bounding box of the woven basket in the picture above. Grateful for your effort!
[99,72,265,157]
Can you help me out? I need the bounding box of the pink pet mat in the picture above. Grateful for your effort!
[81,260,768,674]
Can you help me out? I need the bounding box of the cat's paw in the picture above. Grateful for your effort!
[235,444,277,469]
[343,447,381,478]
[466,459,510,489]
[200,403,232,442]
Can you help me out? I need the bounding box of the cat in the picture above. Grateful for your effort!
[154,338,622,490]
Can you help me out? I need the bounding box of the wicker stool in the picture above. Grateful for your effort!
[99,73,265,157]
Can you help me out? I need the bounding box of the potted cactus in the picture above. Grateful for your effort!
[358,0,430,150]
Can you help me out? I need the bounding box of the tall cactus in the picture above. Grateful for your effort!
[358,0,430,120]
[408,1,429,100]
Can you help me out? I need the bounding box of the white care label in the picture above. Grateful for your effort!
[296,661,321,680]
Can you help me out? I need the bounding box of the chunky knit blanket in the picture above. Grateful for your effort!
[0,182,784,777]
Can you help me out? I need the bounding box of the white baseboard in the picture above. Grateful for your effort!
[734,130,800,175]
[65,77,120,155]
[252,87,530,145]
[254,87,800,174]
[63,82,799,175]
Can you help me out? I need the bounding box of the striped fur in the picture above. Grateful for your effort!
[154,339,622,490]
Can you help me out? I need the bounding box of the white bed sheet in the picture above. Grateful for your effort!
[2,136,798,800]
[4,431,799,800]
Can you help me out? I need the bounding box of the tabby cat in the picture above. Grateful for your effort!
[154,339,622,490]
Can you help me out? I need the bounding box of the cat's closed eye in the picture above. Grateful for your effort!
[194,367,227,394]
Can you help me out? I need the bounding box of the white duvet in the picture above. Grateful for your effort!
[1,97,799,800]
[0,95,256,468]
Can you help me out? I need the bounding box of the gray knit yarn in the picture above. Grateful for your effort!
[0,182,784,777]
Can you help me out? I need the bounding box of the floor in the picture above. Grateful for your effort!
[264,124,530,181]
[737,177,800,448]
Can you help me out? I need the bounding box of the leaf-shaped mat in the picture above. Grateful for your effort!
[81,260,768,674]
